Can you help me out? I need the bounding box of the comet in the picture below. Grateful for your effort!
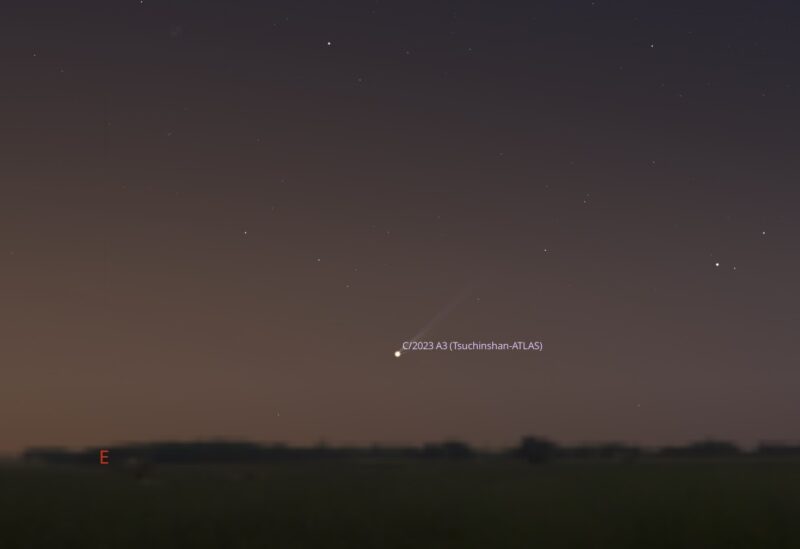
[393,283,477,358]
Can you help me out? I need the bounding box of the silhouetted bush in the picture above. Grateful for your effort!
[421,441,474,459]
[756,444,800,457]
[563,444,642,461]
[659,441,740,458]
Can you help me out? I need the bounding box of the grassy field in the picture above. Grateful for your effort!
[2,460,800,548]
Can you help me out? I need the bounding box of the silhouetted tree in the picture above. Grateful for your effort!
[514,437,558,464]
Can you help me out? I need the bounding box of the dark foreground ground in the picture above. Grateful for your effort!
[2,460,800,548]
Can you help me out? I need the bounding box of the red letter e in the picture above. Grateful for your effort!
[100,449,109,465]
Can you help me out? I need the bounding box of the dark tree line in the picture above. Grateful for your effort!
[21,438,800,466]
[512,437,800,463]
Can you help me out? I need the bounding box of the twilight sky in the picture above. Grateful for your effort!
[1,0,799,453]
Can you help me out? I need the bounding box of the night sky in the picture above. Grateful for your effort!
[2,1,799,454]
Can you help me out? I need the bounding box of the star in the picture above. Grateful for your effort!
[714,262,720,267]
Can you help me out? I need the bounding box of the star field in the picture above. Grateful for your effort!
[1,0,799,453]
